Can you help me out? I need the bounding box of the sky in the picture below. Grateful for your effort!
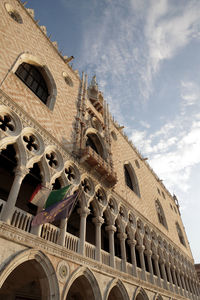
[29,0,200,262]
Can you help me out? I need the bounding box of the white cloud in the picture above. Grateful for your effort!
[129,106,200,193]
[140,120,150,129]
[181,81,200,107]
[142,0,200,100]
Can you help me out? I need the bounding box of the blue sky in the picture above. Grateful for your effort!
[29,0,200,262]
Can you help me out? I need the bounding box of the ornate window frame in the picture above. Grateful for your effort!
[12,53,57,110]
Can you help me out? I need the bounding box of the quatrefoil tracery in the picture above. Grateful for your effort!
[46,152,58,168]
[81,179,91,193]
[23,135,38,151]
[95,190,104,203]
[0,114,14,132]
[65,166,75,181]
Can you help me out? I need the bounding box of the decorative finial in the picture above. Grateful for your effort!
[89,75,98,91]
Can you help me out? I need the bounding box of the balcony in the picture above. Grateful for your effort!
[0,199,198,299]
[79,146,117,186]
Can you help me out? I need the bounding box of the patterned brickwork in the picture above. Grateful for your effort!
[110,123,193,259]
[0,0,79,147]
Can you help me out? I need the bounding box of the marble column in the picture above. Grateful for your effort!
[57,218,68,246]
[1,166,28,224]
[165,262,174,292]
[153,254,161,286]
[127,239,137,276]
[93,216,104,261]
[106,225,116,268]
[118,232,127,272]
[78,207,90,255]
[176,269,184,295]
[160,259,168,289]
[145,249,154,284]
[136,245,146,280]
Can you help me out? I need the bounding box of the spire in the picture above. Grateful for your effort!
[89,75,98,91]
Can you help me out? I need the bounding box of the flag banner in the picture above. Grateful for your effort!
[29,185,51,208]
[29,184,71,208]
[31,192,78,226]
[44,185,71,209]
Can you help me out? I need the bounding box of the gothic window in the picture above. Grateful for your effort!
[176,222,186,246]
[155,200,168,229]
[86,135,98,154]
[124,165,133,190]
[124,164,140,197]
[15,63,49,104]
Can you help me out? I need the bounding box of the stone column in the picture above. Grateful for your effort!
[57,218,68,246]
[93,216,104,261]
[176,269,184,295]
[1,166,28,224]
[145,249,154,284]
[171,267,179,293]
[165,262,174,292]
[160,259,168,289]
[106,225,116,268]
[127,239,137,276]
[152,254,161,286]
[181,273,188,298]
[78,207,90,255]
[118,232,127,272]
[136,245,146,280]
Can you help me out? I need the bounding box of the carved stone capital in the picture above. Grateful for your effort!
[15,165,29,178]
[105,225,116,233]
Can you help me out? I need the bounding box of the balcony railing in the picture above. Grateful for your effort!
[101,249,110,266]
[65,232,79,253]
[40,223,60,244]
[79,146,117,186]
[0,202,198,298]
[85,241,96,260]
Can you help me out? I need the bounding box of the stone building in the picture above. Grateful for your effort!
[0,0,199,299]
[195,265,200,282]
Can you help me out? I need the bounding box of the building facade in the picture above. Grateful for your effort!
[0,0,199,299]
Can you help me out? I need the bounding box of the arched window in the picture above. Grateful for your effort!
[15,63,49,104]
[124,163,140,197]
[155,200,168,229]
[86,133,106,160]
[176,222,186,246]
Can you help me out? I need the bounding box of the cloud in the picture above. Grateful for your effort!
[129,95,200,193]
[142,0,200,99]
[181,81,200,107]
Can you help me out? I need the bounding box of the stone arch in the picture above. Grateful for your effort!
[133,287,149,300]
[85,127,107,160]
[11,52,57,110]
[124,162,140,197]
[63,266,102,300]
[105,278,129,300]
[0,249,59,299]
[153,293,163,300]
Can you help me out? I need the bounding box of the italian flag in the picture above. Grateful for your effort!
[29,184,71,208]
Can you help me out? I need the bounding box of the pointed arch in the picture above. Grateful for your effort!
[0,249,59,299]
[63,266,102,300]
[105,278,129,300]
[155,199,168,229]
[133,287,149,300]
[12,53,57,110]
[85,128,107,161]
[176,222,186,246]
